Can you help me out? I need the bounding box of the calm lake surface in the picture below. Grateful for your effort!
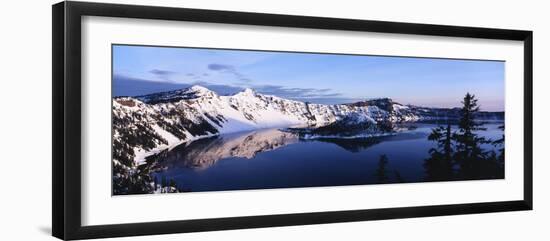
[148,121,504,192]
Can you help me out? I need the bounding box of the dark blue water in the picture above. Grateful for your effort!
[149,122,504,192]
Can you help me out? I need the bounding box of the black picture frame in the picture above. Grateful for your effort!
[52,1,533,240]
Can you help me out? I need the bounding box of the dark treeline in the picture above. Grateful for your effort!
[424,93,504,181]
[374,93,504,184]
[113,153,188,195]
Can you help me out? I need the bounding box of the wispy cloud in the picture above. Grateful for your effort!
[207,64,234,71]
[150,69,177,81]
[207,63,252,83]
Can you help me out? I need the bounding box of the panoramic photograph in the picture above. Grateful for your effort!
[111,44,505,195]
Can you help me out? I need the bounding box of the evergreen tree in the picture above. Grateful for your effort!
[161,176,167,188]
[422,93,504,181]
[493,125,505,163]
[487,124,505,178]
[453,93,489,179]
[169,179,177,188]
[424,123,454,181]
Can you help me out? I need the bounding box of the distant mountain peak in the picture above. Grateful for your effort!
[243,87,256,94]
[188,85,211,93]
[234,87,257,97]
[135,85,218,104]
[184,85,218,96]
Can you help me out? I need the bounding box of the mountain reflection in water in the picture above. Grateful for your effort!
[147,128,430,170]
[147,129,299,170]
[144,122,503,193]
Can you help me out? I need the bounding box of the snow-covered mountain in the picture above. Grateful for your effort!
[112,85,502,168]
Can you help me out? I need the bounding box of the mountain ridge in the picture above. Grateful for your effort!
[112,85,503,168]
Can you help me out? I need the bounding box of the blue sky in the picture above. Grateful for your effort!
[113,45,505,111]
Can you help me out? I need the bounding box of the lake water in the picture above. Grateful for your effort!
[148,121,504,192]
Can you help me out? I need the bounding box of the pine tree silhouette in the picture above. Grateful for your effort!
[493,125,505,164]
[453,93,490,179]
[424,123,454,181]
[424,93,504,181]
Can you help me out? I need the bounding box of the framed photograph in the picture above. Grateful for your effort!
[52,1,533,240]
